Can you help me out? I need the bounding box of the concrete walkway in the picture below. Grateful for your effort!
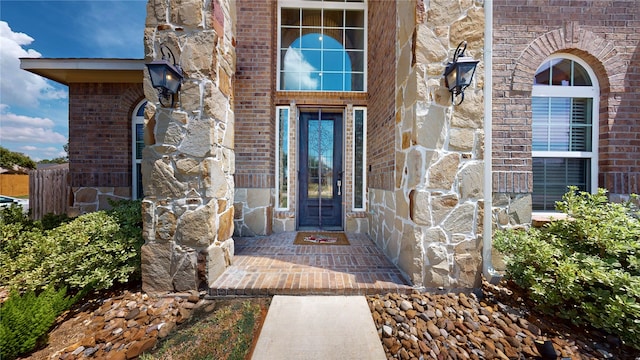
[251,296,386,360]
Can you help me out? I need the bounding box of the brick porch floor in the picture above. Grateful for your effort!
[209,232,414,296]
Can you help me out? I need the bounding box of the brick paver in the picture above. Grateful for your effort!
[210,232,414,296]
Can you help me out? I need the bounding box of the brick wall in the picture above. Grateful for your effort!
[68,83,144,188]
[234,0,276,189]
[493,0,640,196]
[367,0,396,190]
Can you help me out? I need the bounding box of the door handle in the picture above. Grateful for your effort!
[337,180,342,196]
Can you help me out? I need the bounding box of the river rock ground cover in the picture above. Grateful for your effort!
[16,280,639,359]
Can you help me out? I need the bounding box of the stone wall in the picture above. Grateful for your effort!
[369,0,486,291]
[141,0,236,294]
[69,186,131,216]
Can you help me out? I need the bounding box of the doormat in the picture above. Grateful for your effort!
[293,232,350,246]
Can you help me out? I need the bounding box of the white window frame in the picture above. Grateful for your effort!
[275,106,291,210]
[531,54,599,213]
[352,107,367,211]
[131,100,146,200]
[277,0,367,92]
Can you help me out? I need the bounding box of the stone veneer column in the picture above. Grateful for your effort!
[370,0,485,291]
[140,0,236,294]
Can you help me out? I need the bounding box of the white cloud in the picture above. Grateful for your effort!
[0,21,67,108]
[284,48,319,90]
[0,107,66,144]
[1,111,55,128]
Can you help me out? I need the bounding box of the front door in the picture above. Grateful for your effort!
[299,110,343,229]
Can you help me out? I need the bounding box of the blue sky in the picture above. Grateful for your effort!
[0,0,146,161]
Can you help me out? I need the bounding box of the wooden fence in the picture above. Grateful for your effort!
[29,164,70,220]
[0,174,29,196]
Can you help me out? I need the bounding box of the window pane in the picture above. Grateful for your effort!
[281,8,300,26]
[322,72,344,91]
[354,109,364,209]
[302,9,321,26]
[135,124,144,159]
[324,10,343,27]
[136,163,143,199]
[551,59,572,86]
[136,101,147,116]
[277,107,289,209]
[532,158,590,211]
[345,28,364,49]
[347,50,364,72]
[573,62,592,86]
[534,61,551,85]
[345,10,364,27]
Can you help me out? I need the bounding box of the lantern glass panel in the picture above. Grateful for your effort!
[457,61,478,88]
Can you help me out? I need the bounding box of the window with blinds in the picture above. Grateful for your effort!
[531,56,598,211]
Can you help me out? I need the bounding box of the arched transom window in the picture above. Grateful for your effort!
[531,55,599,211]
[278,0,366,92]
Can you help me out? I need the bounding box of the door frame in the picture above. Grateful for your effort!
[297,107,345,230]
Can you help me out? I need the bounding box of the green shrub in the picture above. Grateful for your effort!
[494,187,640,349]
[0,286,79,360]
[0,200,143,293]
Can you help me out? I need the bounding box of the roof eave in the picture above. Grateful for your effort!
[20,58,145,85]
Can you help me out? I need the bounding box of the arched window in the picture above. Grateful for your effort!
[278,0,366,92]
[132,100,146,200]
[531,55,599,211]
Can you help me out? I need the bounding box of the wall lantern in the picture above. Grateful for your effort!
[443,41,479,105]
[146,45,183,107]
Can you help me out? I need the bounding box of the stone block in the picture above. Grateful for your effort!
[142,199,155,242]
[427,153,460,190]
[246,188,272,209]
[75,187,97,203]
[220,238,234,265]
[98,195,120,210]
[398,224,424,285]
[414,105,446,150]
[146,0,167,25]
[431,193,458,225]
[181,118,216,158]
[175,157,201,176]
[179,82,202,115]
[443,203,476,234]
[449,128,475,151]
[203,158,229,198]
[155,208,177,242]
[171,0,204,27]
[184,32,218,80]
[406,148,424,189]
[171,246,199,292]
[146,155,188,198]
[454,252,482,289]
[450,8,485,58]
[423,227,448,245]
[155,111,185,146]
[415,25,447,65]
[217,206,234,240]
[206,245,227,287]
[509,194,532,225]
[244,207,269,236]
[204,82,229,121]
[141,242,174,294]
[451,91,483,129]
[409,189,432,226]
[458,162,484,200]
[175,200,216,248]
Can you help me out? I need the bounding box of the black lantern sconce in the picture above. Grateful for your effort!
[443,41,479,105]
[146,45,183,107]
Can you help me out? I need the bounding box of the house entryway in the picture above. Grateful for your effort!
[298,109,343,230]
[209,232,413,296]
